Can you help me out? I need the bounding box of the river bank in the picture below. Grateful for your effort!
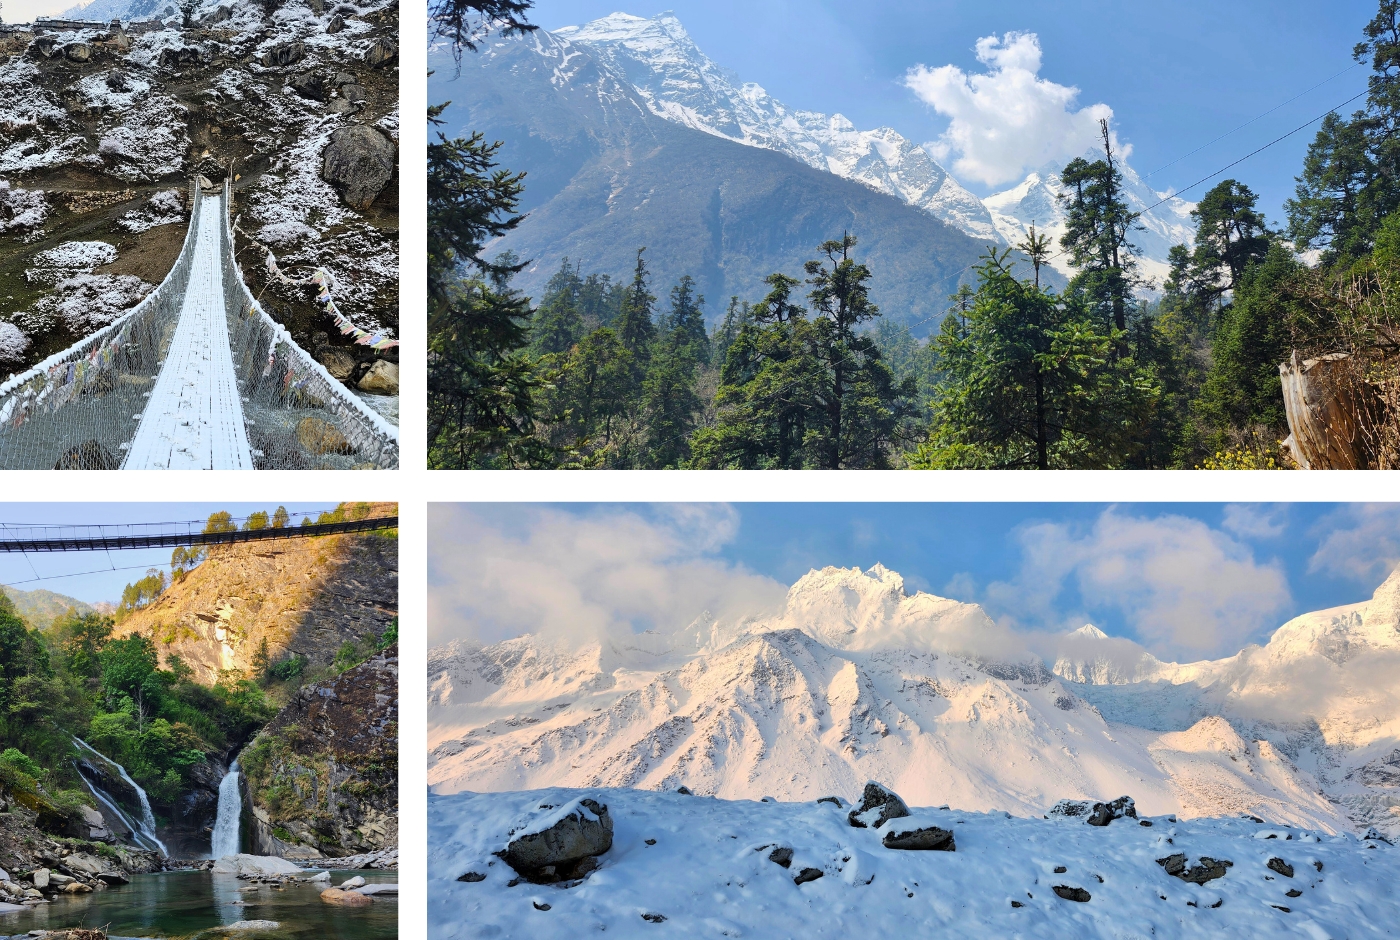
[0,869,397,939]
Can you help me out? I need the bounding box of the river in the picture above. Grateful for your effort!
[0,869,397,939]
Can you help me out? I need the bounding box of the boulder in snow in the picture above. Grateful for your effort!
[501,797,613,884]
[1087,796,1136,826]
[1267,857,1294,878]
[794,867,823,885]
[1156,853,1232,884]
[1053,885,1091,902]
[847,782,910,829]
[321,125,395,208]
[881,822,955,852]
[363,38,397,68]
[262,42,306,68]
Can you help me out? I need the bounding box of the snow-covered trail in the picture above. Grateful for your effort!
[432,787,1400,940]
[123,192,253,470]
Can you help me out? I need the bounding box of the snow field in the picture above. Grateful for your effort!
[431,787,1400,940]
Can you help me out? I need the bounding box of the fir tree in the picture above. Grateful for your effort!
[1058,120,1143,331]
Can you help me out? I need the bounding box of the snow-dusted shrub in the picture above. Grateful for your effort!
[47,274,152,333]
[0,321,30,365]
[0,181,48,234]
[33,240,118,270]
[117,189,185,232]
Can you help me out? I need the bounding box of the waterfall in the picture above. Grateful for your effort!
[72,737,168,856]
[211,761,241,859]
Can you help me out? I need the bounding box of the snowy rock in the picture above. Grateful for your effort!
[793,867,823,885]
[881,821,955,851]
[290,72,326,102]
[501,797,613,883]
[211,854,304,876]
[1088,796,1137,827]
[357,359,397,394]
[321,126,394,208]
[1156,853,1233,884]
[362,38,396,68]
[1267,857,1294,878]
[1048,800,1094,820]
[261,42,305,68]
[1053,885,1091,902]
[327,14,345,34]
[63,42,93,62]
[847,782,910,830]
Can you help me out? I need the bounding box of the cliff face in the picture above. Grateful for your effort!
[239,645,398,859]
[114,518,398,681]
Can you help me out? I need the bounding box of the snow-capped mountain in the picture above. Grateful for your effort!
[554,13,1004,246]
[550,12,1198,284]
[429,562,1400,837]
[58,0,180,22]
[984,157,1198,287]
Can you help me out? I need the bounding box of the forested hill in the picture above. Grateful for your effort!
[0,585,98,627]
[431,29,1049,331]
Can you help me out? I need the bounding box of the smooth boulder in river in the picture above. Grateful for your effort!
[212,854,304,876]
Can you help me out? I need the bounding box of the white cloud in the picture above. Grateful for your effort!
[904,31,1114,187]
[427,504,787,647]
[981,508,1292,660]
[1308,504,1400,585]
[1221,504,1288,539]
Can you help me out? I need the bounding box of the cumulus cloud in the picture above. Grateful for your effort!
[1221,504,1288,540]
[981,508,1292,660]
[904,31,1114,187]
[428,504,787,648]
[1308,504,1400,585]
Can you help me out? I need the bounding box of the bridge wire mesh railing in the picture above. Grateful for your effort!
[221,179,399,469]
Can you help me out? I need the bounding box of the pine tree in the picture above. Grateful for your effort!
[1059,120,1143,330]
[431,0,535,60]
[614,249,658,359]
[1171,180,1274,316]
[531,259,585,356]
[664,276,710,364]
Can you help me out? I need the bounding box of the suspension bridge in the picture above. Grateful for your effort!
[0,179,399,469]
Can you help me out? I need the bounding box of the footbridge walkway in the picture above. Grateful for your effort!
[0,180,398,469]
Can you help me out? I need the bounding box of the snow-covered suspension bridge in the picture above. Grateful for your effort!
[0,179,398,469]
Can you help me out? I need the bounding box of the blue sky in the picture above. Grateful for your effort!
[432,503,1400,661]
[0,503,340,606]
[536,0,1377,223]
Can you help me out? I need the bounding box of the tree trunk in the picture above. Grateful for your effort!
[1034,365,1048,470]
[1279,350,1378,469]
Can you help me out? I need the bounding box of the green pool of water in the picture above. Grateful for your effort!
[0,870,397,939]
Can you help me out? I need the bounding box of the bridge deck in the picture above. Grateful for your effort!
[123,193,254,470]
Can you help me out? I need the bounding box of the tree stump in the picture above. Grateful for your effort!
[1279,351,1376,469]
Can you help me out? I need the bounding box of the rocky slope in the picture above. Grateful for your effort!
[114,507,398,682]
[429,563,1400,839]
[0,0,398,400]
[240,644,398,859]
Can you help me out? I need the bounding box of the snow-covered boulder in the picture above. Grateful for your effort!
[1156,853,1232,884]
[881,818,956,851]
[501,797,613,883]
[847,782,910,829]
[211,854,303,876]
[1049,796,1137,826]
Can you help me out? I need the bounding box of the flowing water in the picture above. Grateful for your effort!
[72,737,168,856]
[210,762,241,858]
[0,870,397,939]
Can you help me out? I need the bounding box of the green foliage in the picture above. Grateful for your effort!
[0,747,41,792]
[268,654,307,684]
[244,511,269,531]
[376,618,398,651]
[113,569,166,623]
[272,506,290,529]
[203,511,236,534]
[1058,122,1143,330]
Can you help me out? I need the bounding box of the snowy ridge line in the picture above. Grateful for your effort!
[218,178,399,459]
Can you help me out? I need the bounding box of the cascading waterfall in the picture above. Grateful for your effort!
[73,737,168,855]
[210,761,241,859]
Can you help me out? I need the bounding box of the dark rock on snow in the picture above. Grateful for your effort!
[794,867,824,885]
[848,782,910,829]
[882,823,955,852]
[501,798,613,884]
[363,37,397,67]
[1048,795,1136,826]
[1267,857,1295,878]
[1053,885,1091,902]
[261,41,306,68]
[641,912,666,923]
[321,126,395,208]
[1157,853,1233,884]
[457,872,486,883]
[767,846,793,869]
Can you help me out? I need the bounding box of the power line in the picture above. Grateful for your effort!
[1141,62,1362,181]
[0,516,397,553]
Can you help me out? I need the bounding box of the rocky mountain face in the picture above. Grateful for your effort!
[437,26,1020,332]
[114,512,398,682]
[430,563,1400,840]
[0,0,398,395]
[240,644,398,859]
[554,12,1002,245]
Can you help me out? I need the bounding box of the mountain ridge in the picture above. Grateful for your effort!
[429,562,1400,838]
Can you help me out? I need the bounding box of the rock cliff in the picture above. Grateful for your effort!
[239,644,397,859]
